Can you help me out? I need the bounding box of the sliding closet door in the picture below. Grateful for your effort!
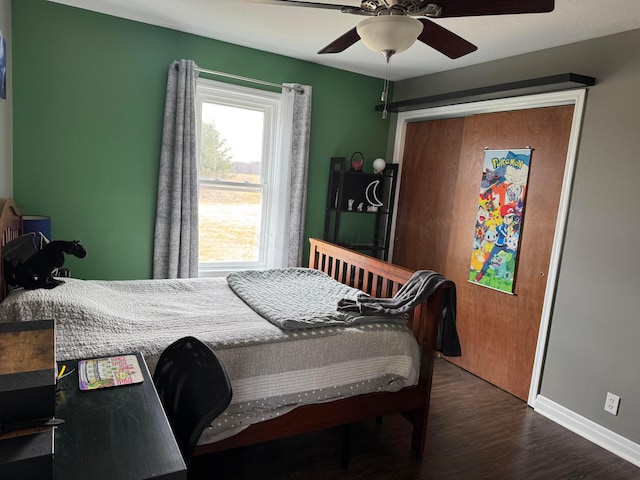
[394,106,574,400]
[394,117,465,272]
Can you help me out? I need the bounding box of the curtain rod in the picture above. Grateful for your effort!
[194,67,304,93]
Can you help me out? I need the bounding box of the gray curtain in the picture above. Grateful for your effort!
[284,84,312,267]
[153,59,199,279]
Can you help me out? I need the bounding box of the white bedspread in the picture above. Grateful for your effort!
[0,277,420,444]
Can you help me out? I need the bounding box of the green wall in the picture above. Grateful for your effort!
[12,0,391,279]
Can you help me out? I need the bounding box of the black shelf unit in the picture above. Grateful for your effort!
[323,157,398,260]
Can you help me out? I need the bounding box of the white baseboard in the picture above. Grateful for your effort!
[535,395,640,467]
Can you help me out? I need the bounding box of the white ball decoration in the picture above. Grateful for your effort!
[373,158,386,174]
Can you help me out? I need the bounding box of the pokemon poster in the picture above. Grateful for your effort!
[469,149,531,294]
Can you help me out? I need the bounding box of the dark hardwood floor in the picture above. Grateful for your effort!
[189,358,639,479]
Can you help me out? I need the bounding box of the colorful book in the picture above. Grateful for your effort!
[78,355,144,391]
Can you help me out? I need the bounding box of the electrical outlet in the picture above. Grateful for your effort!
[604,392,620,415]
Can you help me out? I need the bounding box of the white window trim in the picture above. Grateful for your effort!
[196,78,288,276]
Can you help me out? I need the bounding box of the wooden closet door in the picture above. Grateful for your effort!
[394,106,574,400]
[394,117,465,273]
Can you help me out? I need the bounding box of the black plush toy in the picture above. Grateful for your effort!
[3,233,87,290]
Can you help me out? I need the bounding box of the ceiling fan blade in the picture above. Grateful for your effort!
[245,0,351,12]
[318,27,360,54]
[435,0,554,17]
[418,19,477,59]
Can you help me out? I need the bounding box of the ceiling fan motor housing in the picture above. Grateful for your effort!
[357,0,442,17]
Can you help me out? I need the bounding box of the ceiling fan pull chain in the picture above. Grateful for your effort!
[381,52,391,119]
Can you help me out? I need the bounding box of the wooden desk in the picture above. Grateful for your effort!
[54,353,186,480]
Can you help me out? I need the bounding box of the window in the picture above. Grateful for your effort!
[196,78,287,276]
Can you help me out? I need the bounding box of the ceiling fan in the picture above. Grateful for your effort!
[250,0,555,60]
[250,1,554,118]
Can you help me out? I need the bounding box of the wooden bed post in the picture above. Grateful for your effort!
[409,287,444,455]
[0,199,22,301]
[309,240,320,271]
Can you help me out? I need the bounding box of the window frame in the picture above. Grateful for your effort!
[196,78,285,276]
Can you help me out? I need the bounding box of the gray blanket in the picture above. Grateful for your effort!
[226,268,408,329]
[337,270,461,357]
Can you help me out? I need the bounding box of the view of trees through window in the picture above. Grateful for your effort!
[198,103,264,264]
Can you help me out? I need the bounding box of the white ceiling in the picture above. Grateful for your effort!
[48,0,640,81]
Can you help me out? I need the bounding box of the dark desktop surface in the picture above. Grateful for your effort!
[54,352,186,480]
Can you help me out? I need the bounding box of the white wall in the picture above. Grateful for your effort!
[0,0,11,197]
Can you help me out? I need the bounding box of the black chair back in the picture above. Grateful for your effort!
[153,336,233,462]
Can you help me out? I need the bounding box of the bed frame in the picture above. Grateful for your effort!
[0,198,448,458]
[196,238,447,458]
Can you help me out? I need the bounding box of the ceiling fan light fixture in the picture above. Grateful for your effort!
[356,15,424,56]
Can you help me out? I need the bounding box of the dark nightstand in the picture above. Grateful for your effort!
[54,352,186,480]
[0,319,56,479]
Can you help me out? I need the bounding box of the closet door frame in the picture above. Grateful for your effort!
[390,89,587,406]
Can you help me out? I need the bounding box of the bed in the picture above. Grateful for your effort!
[0,197,455,458]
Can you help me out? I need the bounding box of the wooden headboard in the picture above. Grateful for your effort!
[0,199,22,301]
[309,237,412,295]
